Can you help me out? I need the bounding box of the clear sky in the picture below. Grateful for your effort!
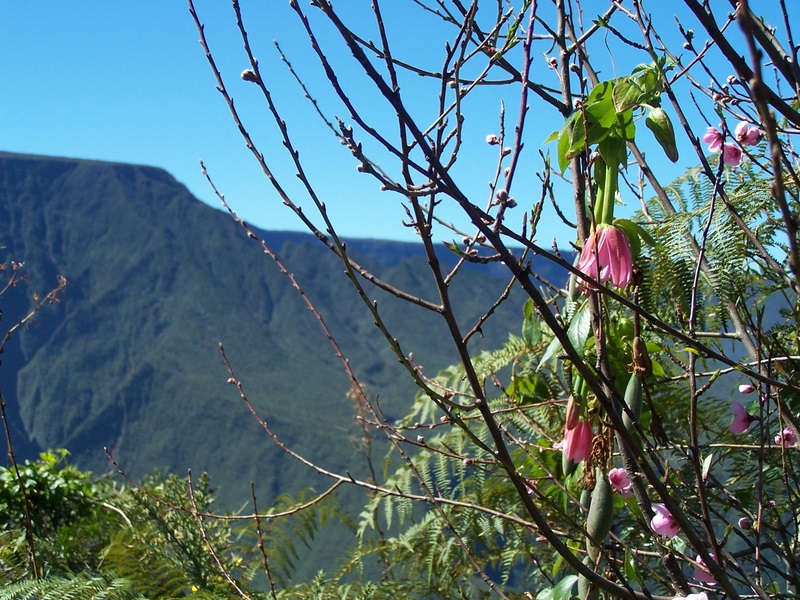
[2,2,795,245]
[3,1,516,244]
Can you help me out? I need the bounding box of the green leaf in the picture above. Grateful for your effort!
[615,108,636,141]
[702,453,714,481]
[645,107,679,162]
[537,575,578,600]
[553,574,578,600]
[613,78,646,113]
[598,136,627,171]
[543,129,560,144]
[625,548,642,585]
[444,241,461,255]
[537,335,563,371]
[586,81,619,128]
[557,112,581,173]
[522,299,542,346]
[567,303,592,356]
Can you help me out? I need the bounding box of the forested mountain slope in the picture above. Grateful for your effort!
[0,151,558,508]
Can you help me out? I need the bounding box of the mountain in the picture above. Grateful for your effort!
[0,151,567,567]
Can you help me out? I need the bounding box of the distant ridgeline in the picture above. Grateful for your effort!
[0,151,568,510]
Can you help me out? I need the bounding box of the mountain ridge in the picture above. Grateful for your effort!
[0,151,564,512]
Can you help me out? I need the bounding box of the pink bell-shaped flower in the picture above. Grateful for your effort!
[562,419,594,463]
[577,224,633,290]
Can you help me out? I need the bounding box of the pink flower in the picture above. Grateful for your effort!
[577,225,633,290]
[738,383,756,394]
[775,426,798,447]
[729,401,755,434]
[735,121,763,146]
[720,142,743,166]
[701,124,747,166]
[608,467,633,497]
[702,126,723,151]
[650,503,680,538]
[562,419,594,463]
[694,554,717,585]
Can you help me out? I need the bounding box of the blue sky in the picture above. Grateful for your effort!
[2,2,794,244]
[3,1,507,243]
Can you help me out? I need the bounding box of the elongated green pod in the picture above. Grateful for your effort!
[622,372,643,434]
[585,468,613,562]
[577,555,599,600]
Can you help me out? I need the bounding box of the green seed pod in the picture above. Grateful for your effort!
[577,555,599,600]
[585,467,614,562]
[623,372,643,434]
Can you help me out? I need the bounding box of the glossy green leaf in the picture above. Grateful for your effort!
[586,81,619,128]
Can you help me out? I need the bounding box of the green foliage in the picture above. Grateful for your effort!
[639,158,789,339]
[0,450,98,536]
[555,59,676,173]
[0,574,146,600]
[0,452,267,598]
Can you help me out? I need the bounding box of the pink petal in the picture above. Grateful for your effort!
[735,121,762,146]
[729,401,754,434]
[608,467,633,497]
[694,554,718,585]
[702,126,723,151]
[650,503,680,537]
[721,143,743,167]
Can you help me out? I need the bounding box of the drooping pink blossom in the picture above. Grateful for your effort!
[720,142,743,167]
[729,401,755,434]
[702,126,723,152]
[738,516,753,530]
[608,467,633,497]
[738,383,756,394]
[693,554,718,585]
[577,225,633,290]
[650,503,680,538]
[775,426,798,447]
[562,419,594,463]
[735,121,763,146]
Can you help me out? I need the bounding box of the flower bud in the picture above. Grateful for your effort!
[565,395,580,430]
[241,69,259,83]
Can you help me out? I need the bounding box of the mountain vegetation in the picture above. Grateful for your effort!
[0,151,547,577]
